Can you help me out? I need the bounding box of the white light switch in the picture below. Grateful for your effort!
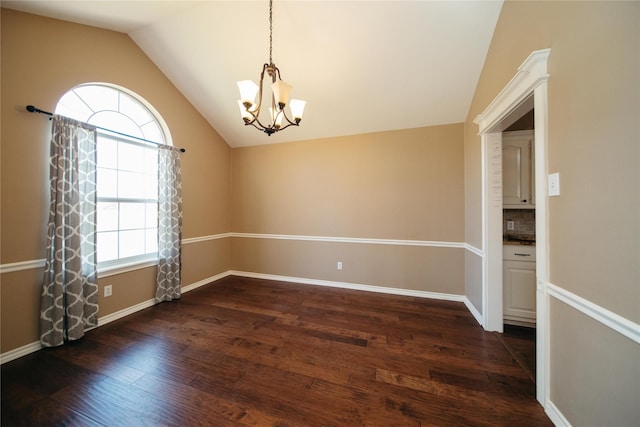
[548,173,560,196]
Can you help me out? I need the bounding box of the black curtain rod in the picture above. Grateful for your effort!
[26,105,186,153]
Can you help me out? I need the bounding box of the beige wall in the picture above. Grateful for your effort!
[231,125,466,294]
[0,9,232,353]
[550,299,640,426]
[464,1,639,423]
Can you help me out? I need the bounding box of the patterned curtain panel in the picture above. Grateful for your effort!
[40,115,99,347]
[156,145,183,302]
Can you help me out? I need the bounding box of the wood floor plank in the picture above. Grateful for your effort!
[2,396,105,427]
[1,275,552,426]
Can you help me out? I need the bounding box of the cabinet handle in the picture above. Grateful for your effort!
[514,253,531,257]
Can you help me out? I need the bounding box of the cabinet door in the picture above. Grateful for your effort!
[503,261,537,324]
[502,132,533,206]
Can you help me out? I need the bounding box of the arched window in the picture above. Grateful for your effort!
[56,83,171,270]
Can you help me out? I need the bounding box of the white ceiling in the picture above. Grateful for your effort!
[3,1,503,147]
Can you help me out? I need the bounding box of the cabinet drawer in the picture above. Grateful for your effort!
[503,245,536,261]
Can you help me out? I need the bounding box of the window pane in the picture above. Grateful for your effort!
[118,171,146,199]
[146,228,158,254]
[97,231,118,262]
[120,202,146,230]
[55,90,93,121]
[119,230,145,258]
[144,174,158,199]
[97,202,118,232]
[97,168,118,198]
[91,111,142,139]
[146,203,158,227]
[119,92,153,127]
[144,148,159,176]
[141,121,164,144]
[74,85,118,114]
[97,136,118,169]
[118,141,146,173]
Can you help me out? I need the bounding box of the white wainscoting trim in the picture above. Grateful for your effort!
[545,281,640,345]
[464,243,484,258]
[0,233,464,275]
[183,233,232,245]
[229,270,465,302]
[231,233,466,249]
[0,272,228,365]
[0,259,46,274]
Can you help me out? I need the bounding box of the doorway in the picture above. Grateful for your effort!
[473,49,550,407]
[501,111,537,380]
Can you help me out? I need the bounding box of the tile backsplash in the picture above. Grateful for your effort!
[503,209,535,237]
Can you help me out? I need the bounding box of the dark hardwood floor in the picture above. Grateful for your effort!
[2,276,552,426]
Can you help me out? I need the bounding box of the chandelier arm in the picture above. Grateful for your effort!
[248,115,275,133]
[245,120,271,133]
[279,110,302,128]
[251,63,271,118]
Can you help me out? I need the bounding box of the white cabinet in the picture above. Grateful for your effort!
[503,245,536,326]
[503,130,534,208]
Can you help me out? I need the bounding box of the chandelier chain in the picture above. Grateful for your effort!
[269,0,273,65]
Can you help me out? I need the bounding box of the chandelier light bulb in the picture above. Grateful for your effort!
[237,80,259,108]
[237,100,253,122]
[289,99,306,122]
[272,79,292,109]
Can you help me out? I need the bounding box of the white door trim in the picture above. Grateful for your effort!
[473,48,551,406]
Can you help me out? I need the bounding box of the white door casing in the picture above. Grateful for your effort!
[473,48,550,406]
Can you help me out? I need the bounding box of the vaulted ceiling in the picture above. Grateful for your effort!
[3,1,503,147]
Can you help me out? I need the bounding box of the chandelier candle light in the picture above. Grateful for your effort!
[237,0,306,135]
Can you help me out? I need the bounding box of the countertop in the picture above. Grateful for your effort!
[503,236,536,246]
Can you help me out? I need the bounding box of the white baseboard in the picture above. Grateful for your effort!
[545,399,571,427]
[182,271,230,293]
[464,297,483,326]
[0,341,42,365]
[229,270,465,302]
[95,298,156,328]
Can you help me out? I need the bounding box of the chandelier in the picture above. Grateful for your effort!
[237,0,306,136]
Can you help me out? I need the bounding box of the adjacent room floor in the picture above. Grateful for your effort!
[1,276,552,426]
[498,324,537,384]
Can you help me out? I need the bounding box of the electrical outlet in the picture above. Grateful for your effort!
[337,261,343,270]
[104,285,112,297]
[507,220,515,231]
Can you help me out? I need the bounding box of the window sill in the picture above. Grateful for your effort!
[98,258,158,278]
